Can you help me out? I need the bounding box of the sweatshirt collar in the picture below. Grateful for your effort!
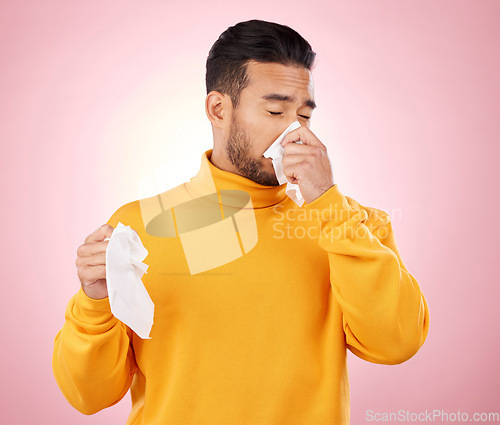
[184,149,289,209]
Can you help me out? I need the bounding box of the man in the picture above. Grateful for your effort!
[52,19,429,424]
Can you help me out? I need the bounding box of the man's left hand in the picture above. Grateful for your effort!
[281,126,335,205]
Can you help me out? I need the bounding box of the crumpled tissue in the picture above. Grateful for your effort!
[263,120,304,207]
[104,222,154,339]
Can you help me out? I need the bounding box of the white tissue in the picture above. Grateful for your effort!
[105,222,154,339]
[262,120,304,207]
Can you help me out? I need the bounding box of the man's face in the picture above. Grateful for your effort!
[225,60,316,186]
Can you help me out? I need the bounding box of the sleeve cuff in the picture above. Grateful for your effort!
[71,287,116,325]
[302,184,356,212]
[301,184,368,235]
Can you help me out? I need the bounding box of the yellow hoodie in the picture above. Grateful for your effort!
[52,149,429,424]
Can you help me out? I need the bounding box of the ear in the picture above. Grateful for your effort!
[205,91,231,129]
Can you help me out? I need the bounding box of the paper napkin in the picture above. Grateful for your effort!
[262,120,304,206]
[105,222,154,339]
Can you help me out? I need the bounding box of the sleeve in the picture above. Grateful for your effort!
[303,184,430,365]
[51,204,139,415]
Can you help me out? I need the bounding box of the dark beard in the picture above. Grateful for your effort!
[226,115,279,186]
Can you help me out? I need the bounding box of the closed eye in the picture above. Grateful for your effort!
[268,111,311,119]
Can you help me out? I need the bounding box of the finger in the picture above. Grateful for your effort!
[282,161,305,184]
[85,224,115,244]
[281,126,326,149]
[282,153,314,167]
[77,240,109,258]
[79,265,106,286]
[283,142,322,156]
[76,251,107,268]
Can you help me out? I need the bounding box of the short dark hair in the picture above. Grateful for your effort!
[206,19,316,109]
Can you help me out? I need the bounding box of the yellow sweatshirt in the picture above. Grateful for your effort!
[52,148,429,424]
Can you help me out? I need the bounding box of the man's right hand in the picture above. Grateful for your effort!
[76,224,114,300]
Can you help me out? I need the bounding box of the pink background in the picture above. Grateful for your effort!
[2,0,499,423]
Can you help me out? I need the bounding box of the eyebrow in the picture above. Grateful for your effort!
[261,93,317,109]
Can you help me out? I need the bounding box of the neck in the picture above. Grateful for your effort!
[184,149,289,209]
[210,146,240,176]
